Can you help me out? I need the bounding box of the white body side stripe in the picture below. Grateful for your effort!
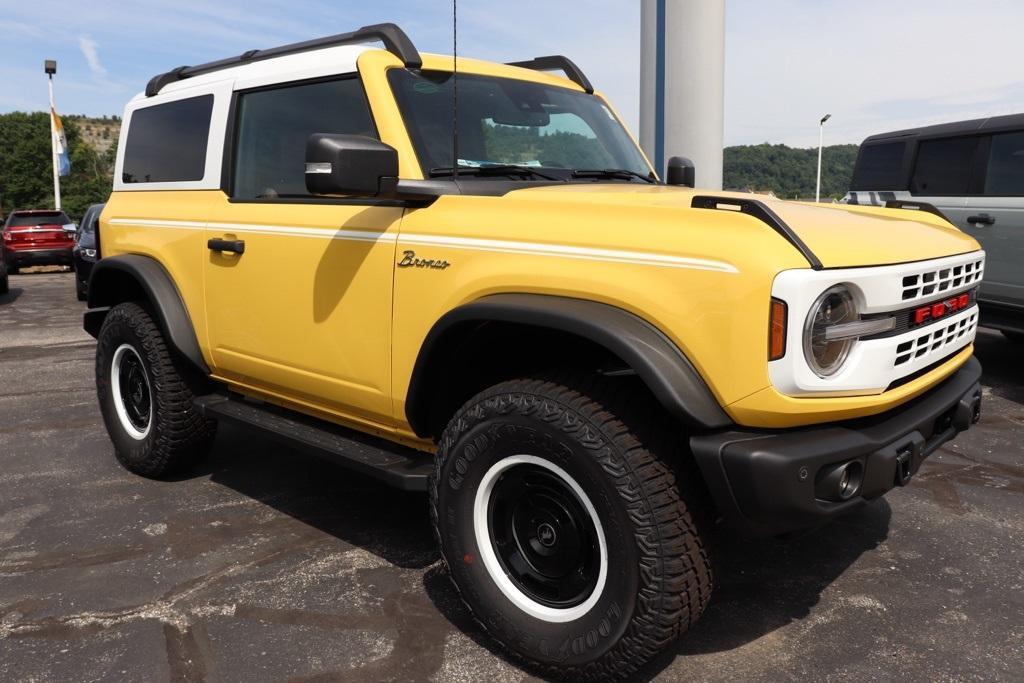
[400,233,737,272]
[107,218,738,273]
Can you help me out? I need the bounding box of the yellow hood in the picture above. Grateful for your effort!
[511,184,980,268]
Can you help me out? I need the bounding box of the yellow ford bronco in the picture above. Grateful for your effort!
[85,24,985,680]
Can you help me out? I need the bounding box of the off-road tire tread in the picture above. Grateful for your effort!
[97,302,215,477]
[430,373,713,681]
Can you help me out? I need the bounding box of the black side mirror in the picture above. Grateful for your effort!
[305,134,399,197]
[666,156,696,187]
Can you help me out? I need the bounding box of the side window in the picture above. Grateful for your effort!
[910,136,977,196]
[850,141,907,191]
[232,77,376,200]
[983,131,1024,196]
[122,95,213,183]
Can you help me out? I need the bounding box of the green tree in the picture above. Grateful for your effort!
[723,143,859,199]
[0,111,114,220]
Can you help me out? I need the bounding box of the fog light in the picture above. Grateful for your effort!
[815,460,864,502]
[837,462,862,499]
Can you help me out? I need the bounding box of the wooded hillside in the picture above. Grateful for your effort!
[723,143,859,199]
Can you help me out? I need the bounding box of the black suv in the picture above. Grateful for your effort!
[73,203,104,301]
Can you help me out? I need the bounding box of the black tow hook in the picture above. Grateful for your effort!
[953,390,983,431]
[895,449,913,487]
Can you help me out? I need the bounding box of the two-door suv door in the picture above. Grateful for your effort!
[204,75,403,428]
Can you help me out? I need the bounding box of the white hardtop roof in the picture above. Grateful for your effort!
[129,44,374,102]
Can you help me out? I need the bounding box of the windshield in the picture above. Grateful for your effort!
[6,211,70,227]
[388,70,652,180]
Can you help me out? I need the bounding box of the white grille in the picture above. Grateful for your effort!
[901,257,984,302]
[770,251,984,396]
[894,311,978,367]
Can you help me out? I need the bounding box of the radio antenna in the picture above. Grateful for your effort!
[451,0,459,181]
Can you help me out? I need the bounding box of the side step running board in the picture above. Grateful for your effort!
[193,394,433,491]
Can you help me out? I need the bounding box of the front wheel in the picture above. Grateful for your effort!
[431,376,713,680]
[96,302,216,477]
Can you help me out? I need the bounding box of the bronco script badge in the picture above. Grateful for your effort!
[397,250,451,270]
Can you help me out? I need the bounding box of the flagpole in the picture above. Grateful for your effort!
[45,60,61,210]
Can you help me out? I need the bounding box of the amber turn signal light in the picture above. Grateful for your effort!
[769,298,787,360]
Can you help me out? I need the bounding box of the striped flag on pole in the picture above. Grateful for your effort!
[51,107,71,176]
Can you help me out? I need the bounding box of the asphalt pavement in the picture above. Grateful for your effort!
[1,270,1021,682]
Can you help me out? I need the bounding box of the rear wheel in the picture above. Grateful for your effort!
[431,376,713,681]
[96,302,216,476]
[7,264,18,275]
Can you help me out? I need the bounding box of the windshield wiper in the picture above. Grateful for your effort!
[429,164,561,181]
[571,168,656,183]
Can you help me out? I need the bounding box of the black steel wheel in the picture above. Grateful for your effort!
[485,460,602,610]
[96,302,216,477]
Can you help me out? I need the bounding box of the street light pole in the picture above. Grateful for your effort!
[44,59,60,210]
[816,113,831,203]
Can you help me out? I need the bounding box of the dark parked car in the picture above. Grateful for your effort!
[73,203,104,301]
[2,209,76,272]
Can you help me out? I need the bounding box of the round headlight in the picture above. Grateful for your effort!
[803,285,857,377]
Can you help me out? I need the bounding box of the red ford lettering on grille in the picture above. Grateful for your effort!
[912,293,970,325]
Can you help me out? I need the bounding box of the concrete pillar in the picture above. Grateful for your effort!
[640,0,725,189]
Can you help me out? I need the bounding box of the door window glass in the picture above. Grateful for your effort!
[122,96,213,183]
[983,131,1024,196]
[850,141,906,190]
[910,136,977,196]
[232,78,376,200]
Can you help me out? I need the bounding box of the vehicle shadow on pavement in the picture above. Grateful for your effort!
[189,424,894,680]
[0,287,24,304]
[676,501,891,651]
[420,495,893,682]
[974,328,1024,405]
[197,423,439,570]
[616,501,893,680]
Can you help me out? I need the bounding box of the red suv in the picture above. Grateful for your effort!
[2,209,76,273]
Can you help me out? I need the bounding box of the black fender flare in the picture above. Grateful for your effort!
[405,293,731,437]
[83,254,209,374]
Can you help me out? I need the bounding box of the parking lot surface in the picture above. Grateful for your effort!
[1,270,1022,682]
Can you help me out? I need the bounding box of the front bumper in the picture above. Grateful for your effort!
[7,247,73,267]
[691,356,982,536]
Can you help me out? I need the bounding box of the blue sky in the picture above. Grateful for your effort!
[1,0,1022,147]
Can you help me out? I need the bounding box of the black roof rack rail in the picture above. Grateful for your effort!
[145,22,421,97]
[691,196,823,270]
[506,56,594,94]
[883,199,953,225]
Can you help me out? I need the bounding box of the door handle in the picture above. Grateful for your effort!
[967,213,995,226]
[207,238,245,254]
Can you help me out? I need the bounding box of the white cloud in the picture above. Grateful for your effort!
[724,0,1024,147]
[78,35,107,78]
